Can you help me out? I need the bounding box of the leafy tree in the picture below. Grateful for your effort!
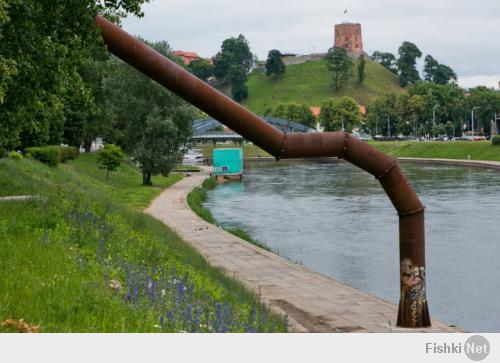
[187,59,214,82]
[434,64,457,85]
[423,55,439,81]
[372,51,397,74]
[424,55,457,84]
[103,42,195,153]
[324,47,353,92]
[466,86,500,136]
[319,97,361,132]
[264,102,316,128]
[0,0,147,153]
[265,50,286,77]
[396,42,422,87]
[213,34,252,81]
[409,81,466,135]
[228,65,248,101]
[0,1,15,106]
[133,111,186,186]
[97,144,124,181]
[357,55,366,84]
[366,93,399,136]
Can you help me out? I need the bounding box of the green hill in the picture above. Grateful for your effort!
[242,59,404,114]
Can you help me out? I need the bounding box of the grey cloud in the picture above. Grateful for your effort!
[123,0,500,86]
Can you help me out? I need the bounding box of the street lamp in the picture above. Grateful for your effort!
[432,105,439,126]
[432,105,439,139]
[471,106,480,137]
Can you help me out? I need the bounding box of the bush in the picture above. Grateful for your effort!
[60,146,79,162]
[492,135,500,146]
[8,151,23,160]
[25,146,61,166]
[24,146,79,166]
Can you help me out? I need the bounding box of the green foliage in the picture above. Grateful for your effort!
[0,0,148,152]
[423,55,439,82]
[25,146,62,166]
[264,102,316,128]
[265,50,285,77]
[213,34,252,81]
[24,146,79,166]
[466,86,500,135]
[8,151,22,160]
[319,96,361,132]
[324,47,353,92]
[424,55,457,85]
[187,59,214,81]
[366,82,468,137]
[228,65,248,101]
[103,51,194,153]
[187,184,216,224]
[492,135,500,146]
[242,58,403,114]
[60,146,79,163]
[97,144,124,181]
[372,51,397,74]
[133,112,186,186]
[0,157,287,332]
[397,41,422,87]
[225,227,272,252]
[357,55,366,84]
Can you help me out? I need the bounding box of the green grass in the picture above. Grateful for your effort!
[187,177,272,252]
[242,59,404,114]
[369,141,500,161]
[173,164,202,172]
[0,155,287,332]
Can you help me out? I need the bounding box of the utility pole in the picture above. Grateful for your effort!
[376,116,379,135]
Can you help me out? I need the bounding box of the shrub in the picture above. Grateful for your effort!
[492,135,500,146]
[97,144,124,181]
[24,146,79,166]
[25,146,61,166]
[60,146,79,162]
[8,151,23,160]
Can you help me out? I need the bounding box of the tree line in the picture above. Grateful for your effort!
[365,83,500,138]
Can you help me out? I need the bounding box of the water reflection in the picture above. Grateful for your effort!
[204,161,500,332]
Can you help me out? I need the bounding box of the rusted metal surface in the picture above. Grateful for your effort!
[95,15,430,328]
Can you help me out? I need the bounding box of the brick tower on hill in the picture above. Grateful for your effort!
[334,23,363,56]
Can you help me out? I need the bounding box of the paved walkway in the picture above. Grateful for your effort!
[145,168,460,332]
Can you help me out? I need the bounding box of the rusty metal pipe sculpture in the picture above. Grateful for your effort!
[95,16,430,328]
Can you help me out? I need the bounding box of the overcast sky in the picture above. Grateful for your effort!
[123,0,500,89]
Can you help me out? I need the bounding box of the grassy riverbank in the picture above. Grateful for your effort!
[0,155,286,332]
[187,178,272,252]
[369,141,500,161]
[198,140,500,162]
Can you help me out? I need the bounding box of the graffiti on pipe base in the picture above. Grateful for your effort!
[400,258,428,327]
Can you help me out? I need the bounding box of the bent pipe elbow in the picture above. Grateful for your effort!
[281,132,425,218]
[96,16,430,327]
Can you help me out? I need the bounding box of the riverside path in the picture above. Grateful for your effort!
[145,167,460,332]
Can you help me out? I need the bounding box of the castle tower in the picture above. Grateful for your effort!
[334,23,363,56]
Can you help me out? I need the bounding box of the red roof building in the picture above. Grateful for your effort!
[173,51,201,65]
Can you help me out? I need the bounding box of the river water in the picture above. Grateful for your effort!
[204,160,500,332]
